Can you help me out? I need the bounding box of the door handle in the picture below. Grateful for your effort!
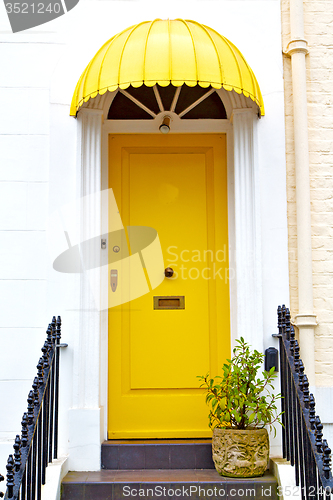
[164,267,174,278]
[110,270,118,292]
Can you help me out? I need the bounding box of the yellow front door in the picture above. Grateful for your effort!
[108,134,230,438]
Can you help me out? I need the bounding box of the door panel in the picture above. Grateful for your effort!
[108,134,230,438]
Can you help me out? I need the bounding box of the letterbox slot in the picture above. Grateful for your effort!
[153,296,185,310]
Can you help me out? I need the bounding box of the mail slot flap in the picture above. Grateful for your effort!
[154,296,185,310]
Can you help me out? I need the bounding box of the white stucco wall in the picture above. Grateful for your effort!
[0,0,289,475]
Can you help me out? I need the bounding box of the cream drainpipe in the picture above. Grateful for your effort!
[286,0,317,386]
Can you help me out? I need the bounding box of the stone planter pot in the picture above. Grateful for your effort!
[212,427,269,478]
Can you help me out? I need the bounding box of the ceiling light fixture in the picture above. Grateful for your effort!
[159,115,171,134]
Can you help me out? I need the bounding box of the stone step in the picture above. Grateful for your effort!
[101,439,215,470]
[61,469,278,500]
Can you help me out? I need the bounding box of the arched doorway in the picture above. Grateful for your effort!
[70,18,264,444]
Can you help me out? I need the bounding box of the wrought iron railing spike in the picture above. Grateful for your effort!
[323,442,332,479]
[47,326,53,351]
[294,340,300,372]
[46,324,52,338]
[285,307,291,325]
[52,322,57,343]
[315,416,324,453]
[13,437,21,474]
[281,305,286,337]
[32,376,39,407]
[290,325,295,356]
[309,393,316,429]
[56,316,61,340]
[37,357,44,386]
[41,340,49,370]
[298,360,305,391]
[277,305,282,332]
[285,323,291,341]
[27,391,34,425]
[21,414,28,448]
[303,374,310,408]
[5,456,14,499]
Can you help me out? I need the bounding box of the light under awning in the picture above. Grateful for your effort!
[70,19,265,117]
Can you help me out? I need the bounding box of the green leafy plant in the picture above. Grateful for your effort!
[198,337,283,435]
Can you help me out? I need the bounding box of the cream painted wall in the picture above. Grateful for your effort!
[0,0,288,475]
[281,0,333,387]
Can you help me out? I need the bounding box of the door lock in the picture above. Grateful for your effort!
[164,267,174,278]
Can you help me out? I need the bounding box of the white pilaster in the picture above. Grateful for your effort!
[69,108,104,471]
[232,109,263,353]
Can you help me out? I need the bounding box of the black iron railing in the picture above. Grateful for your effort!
[2,316,63,500]
[276,305,332,500]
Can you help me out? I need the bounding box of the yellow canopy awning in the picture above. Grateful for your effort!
[70,19,264,116]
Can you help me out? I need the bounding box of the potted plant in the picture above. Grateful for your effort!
[198,337,282,478]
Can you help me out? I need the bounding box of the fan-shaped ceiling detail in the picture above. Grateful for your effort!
[70,19,264,117]
[107,85,227,120]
